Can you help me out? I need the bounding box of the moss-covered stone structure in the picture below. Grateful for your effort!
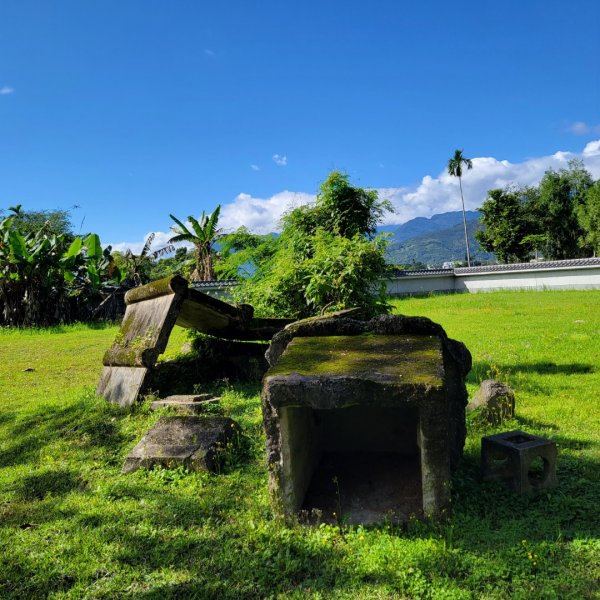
[97,275,292,407]
[261,313,471,524]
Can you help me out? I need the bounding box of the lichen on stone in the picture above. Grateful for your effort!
[268,333,444,386]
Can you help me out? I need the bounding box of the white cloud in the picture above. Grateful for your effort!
[272,154,287,166]
[110,230,179,256]
[568,121,600,135]
[583,140,600,157]
[220,191,314,233]
[0,86,14,95]
[112,192,315,252]
[380,140,600,225]
[251,164,260,171]
[109,140,600,248]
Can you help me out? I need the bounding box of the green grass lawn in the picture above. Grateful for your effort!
[1,291,599,599]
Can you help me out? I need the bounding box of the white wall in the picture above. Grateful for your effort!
[456,266,600,293]
[386,274,455,296]
[386,262,600,296]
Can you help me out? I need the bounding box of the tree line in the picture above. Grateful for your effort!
[476,160,600,263]
[4,159,597,327]
[0,171,393,325]
[0,205,201,326]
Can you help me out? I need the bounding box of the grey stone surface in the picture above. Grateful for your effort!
[150,394,220,415]
[98,366,149,408]
[470,379,515,424]
[261,313,471,524]
[98,276,188,406]
[122,416,240,474]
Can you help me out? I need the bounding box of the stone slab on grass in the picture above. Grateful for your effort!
[122,415,240,474]
[150,394,220,415]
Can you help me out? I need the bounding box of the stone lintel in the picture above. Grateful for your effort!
[264,334,444,410]
[265,375,444,410]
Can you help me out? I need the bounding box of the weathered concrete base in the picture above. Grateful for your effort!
[150,394,220,415]
[481,429,558,494]
[122,416,240,474]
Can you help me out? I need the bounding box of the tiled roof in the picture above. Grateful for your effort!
[391,269,454,278]
[389,258,600,278]
[190,259,600,286]
[190,279,238,288]
[455,257,600,275]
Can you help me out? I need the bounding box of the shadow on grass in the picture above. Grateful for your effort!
[514,415,593,450]
[453,428,600,542]
[507,361,594,375]
[149,349,267,398]
[468,360,596,397]
[2,446,599,599]
[0,412,16,426]
[0,397,128,468]
[470,360,594,381]
[15,468,85,501]
[11,321,117,335]
[119,465,600,598]
[0,554,77,599]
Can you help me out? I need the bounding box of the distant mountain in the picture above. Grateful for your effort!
[382,211,495,266]
[377,210,479,241]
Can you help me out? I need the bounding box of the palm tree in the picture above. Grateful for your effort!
[168,205,221,281]
[448,149,473,267]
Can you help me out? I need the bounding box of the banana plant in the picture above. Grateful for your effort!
[120,232,175,286]
[168,205,221,281]
[0,206,123,325]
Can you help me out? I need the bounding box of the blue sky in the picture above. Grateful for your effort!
[1,0,599,251]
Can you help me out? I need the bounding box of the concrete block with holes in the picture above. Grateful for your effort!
[481,429,558,494]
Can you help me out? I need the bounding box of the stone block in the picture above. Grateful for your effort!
[481,429,558,494]
[150,394,220,415]
[122,415,240,474]
[469,380,515,424]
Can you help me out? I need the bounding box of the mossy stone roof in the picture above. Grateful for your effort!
[266,334,444,387]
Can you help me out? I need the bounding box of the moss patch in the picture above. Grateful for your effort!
[124,275,186,305]
[268,334,443,385]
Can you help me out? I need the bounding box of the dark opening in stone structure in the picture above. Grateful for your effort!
[300,406,421,522]
[261,314,472,525]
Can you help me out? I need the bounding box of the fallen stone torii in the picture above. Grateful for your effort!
[97,275,292,407]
